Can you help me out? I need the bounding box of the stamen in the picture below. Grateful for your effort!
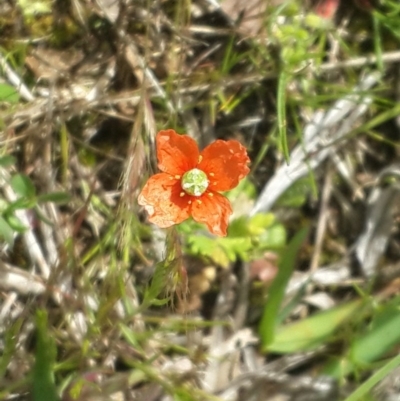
[180,192,185,197]
[209,172,215,177]
[197,200,202,204]
[175,175,181,179]
[198,155,203,163]
[181,168,209,196]
[208,193,213,197]
[188,200,192,205]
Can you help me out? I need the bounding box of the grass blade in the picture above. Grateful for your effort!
[33,310,59,401]
[343,353,400,401]
[277,70,289,163]
[259,227,308,350]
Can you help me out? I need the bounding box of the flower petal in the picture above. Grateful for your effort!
[198,139,250,192]
[157,130,199,176]
[138,173,190,227]
[190,191,233,236]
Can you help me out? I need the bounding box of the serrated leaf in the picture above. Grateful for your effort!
[258,223,287,249]
[209,246,231,267]
[10,173,36,198]
[188,236,230,267]
[248,213,276,235]
[219,237,252,262]
[227,216,249,237]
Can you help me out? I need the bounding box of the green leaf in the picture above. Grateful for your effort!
[119,324,141,349]
[0,216,15,245]
[248,213,276,235]
[227,216,250,237]
[343,353,400,401]
[37,192,70,204]
[17,0,52,17]
[258,223,287,250]
[0,83,19,103]
[277,70,289,163]
[142,228,183,308]
[259,227,309,350]
[188,236,231,267]
[4,214,27,233]
[0,198,8,213]
[0,318,24,379]
[219,237,252,262]
[10,173,36,198]
[325,297,400,377]
[276,175,313,208]
[372,12,383,72]
[226,178,257,200]
[0,155,16,167]
[142,260,171,307]
[5,197,37,213]
[268,299,365,353]
[33,310,59,401]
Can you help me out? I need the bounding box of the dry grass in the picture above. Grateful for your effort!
[0,0,399,400]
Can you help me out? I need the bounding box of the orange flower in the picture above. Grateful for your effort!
[138,129,250,236]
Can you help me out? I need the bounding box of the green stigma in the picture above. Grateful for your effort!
[181,168,209,196]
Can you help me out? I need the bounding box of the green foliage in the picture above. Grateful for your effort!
[374,0,400,40]
[325,295,400,378]
[37,192,71,203]
[0,83,19,104]
[267,291,400,385]
[344,353,400,401]
[263,2,334,163]
[17,0,52,18]
[0,155,16,167]
[185,213,286,268]
[32,310,59,401]
[1,0,400,399]
[0,318,24,380]
[0,169,70,245]
[0,215,15,245]
[269,2,332,70]
[268,299,365,353]
[11,173,36,198]
[277,70,289,162]
[183,179,286,266]
[142,228,186,308]
[259,227,308,350]
[276,175,314,208]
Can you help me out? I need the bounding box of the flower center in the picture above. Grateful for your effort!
[181,168,209,196]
